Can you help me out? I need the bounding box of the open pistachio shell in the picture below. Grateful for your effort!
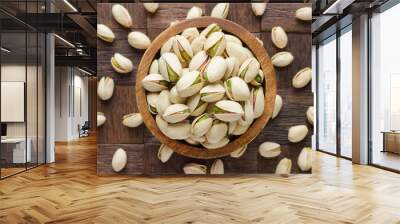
[250,69,264,86]
[160,37,174,55]
[156,115,169,135]
[306,106,314,125]
[182,27,199,43]
[288,125,308,143]
[225,34,242,46]
[210,159,224,174]
[149,59,159,74]
[188,133,206,143]
[213,100,244,122]
[200,83,225,102]
[211,3,229,19]
[275,158,292,176]
[176,70,204,97]
[143,3,159,13]
[231,122,251,135]
[271,26,288,49]
[259,142,281,158]
[185,137,200,145]
[159,52,182,82]
[271,52,294,67]
[191,35,207,55]
[228,121,238,135]
[250,87,265,118]
[128,31,151,50]
[189,51,209,71]
[112,148,127,172]
[142,74,169,92]
[156,90,171,116]
[112,4,132,28]
[97,24,115,42]
[162,104,190,123]
[183,163,207,174]
[173,35,193,65]
[251,3,267,16]
[158,144,174,163]
[199,23,221,38]
[97,76,114,101]
[187,93,208,116]
[186,6,203,19]
[111,53,133,73]
[272,95,282,119]
[206,121,228,144]
[201,137,229,149]
[298,147,313,171]
[224,77,250,101]
[169,86,186,104]
[203,56,226,83]
[204,31,226,57]
[97,112,106,127]
[230,144,247,158]
[225,42,249,65]
[146,93,159,115]
[191,113,213,138]
[239,99,254,126]
[165,121,191,140]
[292,67,312,88]
[239,58,260,83]
[224,57,239,80]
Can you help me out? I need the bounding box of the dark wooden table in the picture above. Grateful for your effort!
[97,2,312,175]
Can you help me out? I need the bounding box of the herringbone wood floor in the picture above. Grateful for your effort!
[1,136,400,224]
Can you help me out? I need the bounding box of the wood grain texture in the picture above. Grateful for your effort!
[97,3,312,175]
[2,137,400,223]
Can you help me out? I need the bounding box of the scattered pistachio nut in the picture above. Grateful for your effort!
[251,3,267,16]
[97,24,115,42]
[230,144,247,158]
[122,113,143,128]
[298,147,313,171]
[158,144,174,163]
[143,3,159,13]
[259,142,281,158]
[292,67,312,88]
[128,31,151,50]
[211,3,229,19]
[186,6,203,19]
[296,7,312,21]
[271,52,294,67]
[183,163,207,175]
[271,26,288,49]
[112,148,127,172]
[275,158,292,176]
[272,95,282,119]
[210,159,224,174]
[288,125,308,143]
[97,112,106,127]
[111,53,133,73]
[306,106,314,125]
[97,76,114,101]
[112,4,132,28]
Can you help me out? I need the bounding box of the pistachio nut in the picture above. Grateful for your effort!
[112,148,127,172]
[149,59,159,74]
[146,93,159,114]
[142,74,169,92]
[97,112,106,127]
[187,93,208,116]
[201,137,229,149]
[191,113,213,138]
[228,121,238,135]
[225,42,249,65]
[271,26,288,49]
[143,3,159,13]
[158,144,174,163]
[204,31,226,57]
[156,90,171,115]
[250,69,264,86]
[296,7,312,21]
[230,144,247,158]
[292,67,312,88]
[288,125,308,143]
[224,57,239,80]
[256,37,264,46]
[183,163,207,175]
[186,6,203,19]
[224,77,250,101]
[97,76,114,101]
[156,115,169,135]
[159,52,183,82]
[162,104,190,123]
[210,159,224,174]
[275,158,292,176]
[122,113,143,128]
[271,52,294,67]
[298,147,313,171]
[251,3,267,16]
[306,106,314,125]
[191,35,207,55]
[169,86,186,104]
[250,87,265,118]
[164,121,191,140]
[172,35,194,65]
[213,100,244,122]
[182,27,199,43]
[231,122,251,135]
[189,51,209,72]
[128,31,151,50]
[224,34,242,46]
[206,121,228,144]
[169,20,179,27]
[239,99,254,126]
[200,83,225,102]
[188,133,206,143]
[211,3,229,19]
[272,95,282,119]
[111,53,133,73]
[239,58,260,83]
[111,4,132,28]
[199,23,221,38]
[243,47,255,58]
[97,24,115,42]
[185,137,200,145]
[160,37,174,55]
[176,70,204,97]
[203,56,227,83]
[258,142,281,158]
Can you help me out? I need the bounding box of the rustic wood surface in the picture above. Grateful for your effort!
[97,3,312,175]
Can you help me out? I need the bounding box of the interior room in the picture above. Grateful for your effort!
[0,0,400,223]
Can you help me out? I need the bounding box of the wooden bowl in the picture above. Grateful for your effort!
[136,17,277,159]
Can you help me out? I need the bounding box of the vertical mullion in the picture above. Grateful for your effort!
[36,0,39,167]
[367,11,373,165]
[336,28,341,157]
[0,16,2,179]
[315,45,320,150]
[25,0,28,171]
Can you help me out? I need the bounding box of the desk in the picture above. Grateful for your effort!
[1,138,31,163]
[382,131,400,154]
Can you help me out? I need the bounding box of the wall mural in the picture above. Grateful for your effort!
[96,2,313,175]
